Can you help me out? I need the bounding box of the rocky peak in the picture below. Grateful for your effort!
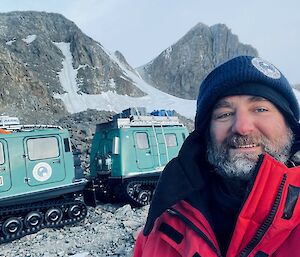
[137,22,258,99]
[114,50,138,75]
[0,11,144,122]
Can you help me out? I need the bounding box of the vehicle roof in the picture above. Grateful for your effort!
[0,125,68,137]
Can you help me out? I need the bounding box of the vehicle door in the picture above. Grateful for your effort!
[24,136,66,186]
[133,131,154,170]
[0,139,11,192]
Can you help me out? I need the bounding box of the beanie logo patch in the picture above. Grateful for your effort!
[251,57,281,79]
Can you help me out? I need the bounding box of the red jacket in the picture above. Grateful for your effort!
[133,154,300,257]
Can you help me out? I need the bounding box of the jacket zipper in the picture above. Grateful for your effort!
[239,173,287,257]
[167,207,223,257]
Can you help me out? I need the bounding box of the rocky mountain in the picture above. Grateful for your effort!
[0,11,260,123]
[137,23,258,99]
[0,11,144,123]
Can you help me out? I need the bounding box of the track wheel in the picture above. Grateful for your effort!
[2,217,23,236]
[126,182,152,206]
[68,204,84,219]
[45,207,63,224]
[138,189,152,206]
[24,211,43,228]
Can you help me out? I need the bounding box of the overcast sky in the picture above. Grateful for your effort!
[0,0,299,84]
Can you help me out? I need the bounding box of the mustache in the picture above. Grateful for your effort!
[225,134,264,148]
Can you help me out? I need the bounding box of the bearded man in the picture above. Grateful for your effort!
[133,56,300,257]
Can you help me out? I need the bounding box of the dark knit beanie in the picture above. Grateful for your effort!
[195,56,300,133]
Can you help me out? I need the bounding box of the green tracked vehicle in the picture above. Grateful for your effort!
[0,117,87,243]
[87,108,189,206]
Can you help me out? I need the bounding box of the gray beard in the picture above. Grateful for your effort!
[207,128,294,180]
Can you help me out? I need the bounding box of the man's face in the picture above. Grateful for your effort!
[207,95,294,179]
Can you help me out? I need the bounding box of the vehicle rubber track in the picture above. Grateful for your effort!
[125,178,158,206]
[0,198,87,244]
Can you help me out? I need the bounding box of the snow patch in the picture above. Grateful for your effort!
[22,35,37,44]
[53,42,196,119]
[6,38,16,45]
[109,78,116,89]
[77,64,89,70]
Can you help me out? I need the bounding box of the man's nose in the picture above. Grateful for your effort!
[231,111,254,135]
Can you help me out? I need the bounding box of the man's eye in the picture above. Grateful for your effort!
[256,107,268,112]
[215,112,233,120]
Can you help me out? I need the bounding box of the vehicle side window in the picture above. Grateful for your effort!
[135,132,150,149]
[27,137,59,160]
[0,142,4,164]
[165,133,178,147]
[64,138,71,152]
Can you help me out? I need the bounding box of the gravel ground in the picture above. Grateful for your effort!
[0,203,149,257]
